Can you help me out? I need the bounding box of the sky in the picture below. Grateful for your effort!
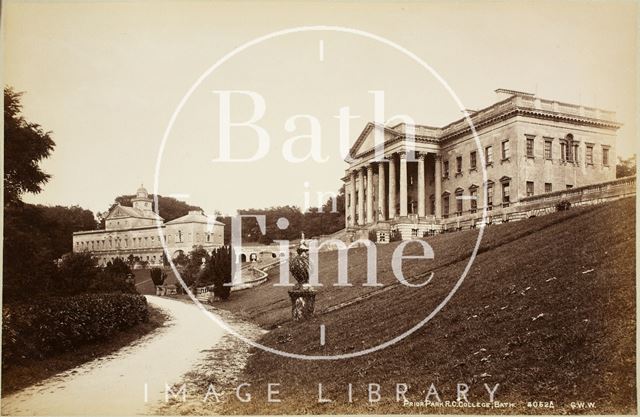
[3,0,638,216]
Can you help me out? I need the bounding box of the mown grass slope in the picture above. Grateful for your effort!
[215,197,635,415]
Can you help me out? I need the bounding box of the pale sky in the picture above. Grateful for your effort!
[4,0,638,216]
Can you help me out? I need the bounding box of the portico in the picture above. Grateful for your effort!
[345,147,442,229]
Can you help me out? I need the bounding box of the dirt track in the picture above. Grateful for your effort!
[1,296,226,416]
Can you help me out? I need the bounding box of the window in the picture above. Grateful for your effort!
[455,190,463,215]
[560,141,567,161]
[470,151,477,169]
[487,182,494,210]
[586,145,594,165]
[502,182,510,207]
[501,140,510,160]
[564,134,576,163]
[603,147,610,166]
[526,137,534,158]
[470,188,478,213]
[526,181,534,197]
[443,195,450,217]
[545,183,552,193]
[485,146,493,165]
[566,184,573,189]
[544,139,553,160]
[456,156,462,174]
[443,160,449,178]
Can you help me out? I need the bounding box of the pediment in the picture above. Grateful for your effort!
[107,205,139,220]
[348,123,402,159]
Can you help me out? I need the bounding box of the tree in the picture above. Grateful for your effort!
[36,205,98,259]
[3,204,57,300]
[57,252,98,294]
[616,155,636,178]
[3,88,57,301]
[4,87,55,207]
[182,246,210,288]
[93,257,136,293]
[208,245,232,300]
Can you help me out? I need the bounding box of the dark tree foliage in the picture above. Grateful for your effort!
[3,204,57,300]
[150,267,167,286]
[3,88,58,301]
[181,246,210,289]
[35,205,98,258]
[616,154,636,178]
[207,245,232,300]
[218,186,345,245]
[56,252,99,294]
[4,87,55,207]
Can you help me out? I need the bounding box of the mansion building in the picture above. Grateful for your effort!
[343,89,621,239]
[73,186,224,266]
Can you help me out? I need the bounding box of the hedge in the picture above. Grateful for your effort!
[2,293,149,365]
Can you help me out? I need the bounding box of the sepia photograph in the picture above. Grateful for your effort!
[1,0,638,415]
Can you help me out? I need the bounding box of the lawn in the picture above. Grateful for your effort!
[209,197,636,414]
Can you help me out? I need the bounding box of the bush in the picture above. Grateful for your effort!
[389,229,402,242]
[181,246,210,289]
[57,251,98,294]
[556,200,571,211]
[368,229,378,243]
[150,267,167,286]
[2,293,148,366]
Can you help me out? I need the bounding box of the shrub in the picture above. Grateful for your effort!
[104,257,131,277]
[56,251,98,294]
[368,229,378,243]
[2,293,148,366]
[181,246,210,289]
[389,229,402,242]
[89,270,136,294]
[150,267,167,286]
[556,200,571,211]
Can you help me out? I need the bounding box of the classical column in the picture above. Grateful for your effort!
[366,164,374,224]
[399,152,408,217]
[377,161,386,221]
[434,154,442,218]
[388,155,397,219]
[357,168,365,226]
[349,170,357,227]
[418,153,426,218]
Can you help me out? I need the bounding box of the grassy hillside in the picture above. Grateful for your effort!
[212,197,635,414]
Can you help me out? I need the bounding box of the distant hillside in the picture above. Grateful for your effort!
[215,197,636,414]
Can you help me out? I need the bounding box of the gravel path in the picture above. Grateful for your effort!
[1,296,227,416]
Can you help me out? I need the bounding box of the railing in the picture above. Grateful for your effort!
[519,175,635,204]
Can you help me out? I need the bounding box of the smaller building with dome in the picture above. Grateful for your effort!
[72,186,224,266]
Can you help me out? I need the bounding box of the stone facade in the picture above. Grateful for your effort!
[343,89,621,239]
[72,186,224,266]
